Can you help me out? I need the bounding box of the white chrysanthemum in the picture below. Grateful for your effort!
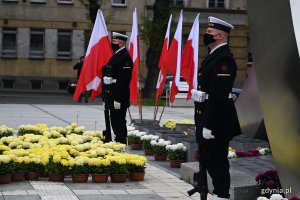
[227,151,237,158]
[270,194,283,200]
[257,197,269,200]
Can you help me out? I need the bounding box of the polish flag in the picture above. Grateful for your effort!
[73,10,112,101]
[128,8,140,105]
[164,10,183,103]
[181,13,199,100]
[155,14,172,100]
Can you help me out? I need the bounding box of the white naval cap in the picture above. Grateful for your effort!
[208,16,234,33]
[112,32,128,41]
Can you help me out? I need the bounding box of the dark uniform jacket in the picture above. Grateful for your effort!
[102,47,133,110]
[195,44,241,142]
[73,61,83,80]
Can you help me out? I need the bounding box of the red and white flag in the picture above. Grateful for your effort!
[181,13,199,100]
[155,14,172,100]
[73,10,112,101]
[128,8,140,105]
[164,10,183,103]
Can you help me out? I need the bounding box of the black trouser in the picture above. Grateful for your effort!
[196,127,230,198]
[110,107,127,144]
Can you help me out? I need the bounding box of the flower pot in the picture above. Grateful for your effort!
[25,172,40,181]
[131,143,142,150]
[0,174,11,184]
[92,174,109,183]
[154,154,167,161]
[129,172,145,181]
[49,173,65,182]
[72,174,89,183]
[144,148,154,155]
[110,174,127,183]
[169,160,184,168]
[12,172,24,182]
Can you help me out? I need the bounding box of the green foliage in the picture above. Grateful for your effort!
[167,149,186,160]
[26,163,43,172]
[88,165,109,174]
[14,162,26,173]
[71,164,90,174]
[110,161,128,174]
[142,140,152,149]
[0,162,15,175]
[127,164,145,173]
[45,158,67,175]
[128,135,142,144]
[152,145,167,156]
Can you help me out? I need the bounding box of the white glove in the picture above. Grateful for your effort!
[202,127,214,139]
[103,76,113,85]
[114,101,121,109]
[192,89,206,102]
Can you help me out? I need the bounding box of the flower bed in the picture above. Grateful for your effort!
[0,123,147,183]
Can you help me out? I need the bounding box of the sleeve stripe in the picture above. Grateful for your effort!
[217,74,230,76]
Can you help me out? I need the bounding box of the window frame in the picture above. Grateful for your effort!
[57,29,72,59]
[207,0,227,8]
[111,0,126,7]
[169,0,184,6]
[1,28,17,58]
[30,0,46,4]
[57,0,73,5]
[29,29,45,59]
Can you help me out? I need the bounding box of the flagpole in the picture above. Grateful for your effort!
[138,86,143,120]
[158,92,168,124]
[153,97,159,121]
[127,108,133,124]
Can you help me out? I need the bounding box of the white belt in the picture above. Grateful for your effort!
[193,90,232,103]
[205,93,232,99]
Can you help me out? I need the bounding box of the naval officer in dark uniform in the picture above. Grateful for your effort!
[192,17,241,200]
[102,32,133,144]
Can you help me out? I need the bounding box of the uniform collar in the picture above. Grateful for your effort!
[115,46,126,54]
[209,42,227,54]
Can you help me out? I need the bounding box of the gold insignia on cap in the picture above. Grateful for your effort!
[208,23,214,27]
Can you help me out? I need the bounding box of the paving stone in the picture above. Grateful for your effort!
[27,190,38,195]
[99,190,128,195]
[0,182,34,191]
[125,189,154,194]
[41,195,79,200]
[113,194,163,200]
[2,190,28,195]
[4,196,41,200]
[72,190,101,195]
[77,195,117,200]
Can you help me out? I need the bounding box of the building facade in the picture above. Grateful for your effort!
[0,0,249,92]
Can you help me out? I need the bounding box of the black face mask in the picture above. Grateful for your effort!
[203,33,217,46]
[111,43,120,52]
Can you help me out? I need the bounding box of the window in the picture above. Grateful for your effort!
[2,0,18,3]
[30,29,44,59]
[247,52,253,65]
[1,28,17,58]
[58,81,69,90]
[31,80,42,89]
[57,0,73,4]
[2,79,14,88]
[111,0,126,7]
[57,30,72,59]
[30,0,46,3]
[169,0,183,6]
[209,0,225,8]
